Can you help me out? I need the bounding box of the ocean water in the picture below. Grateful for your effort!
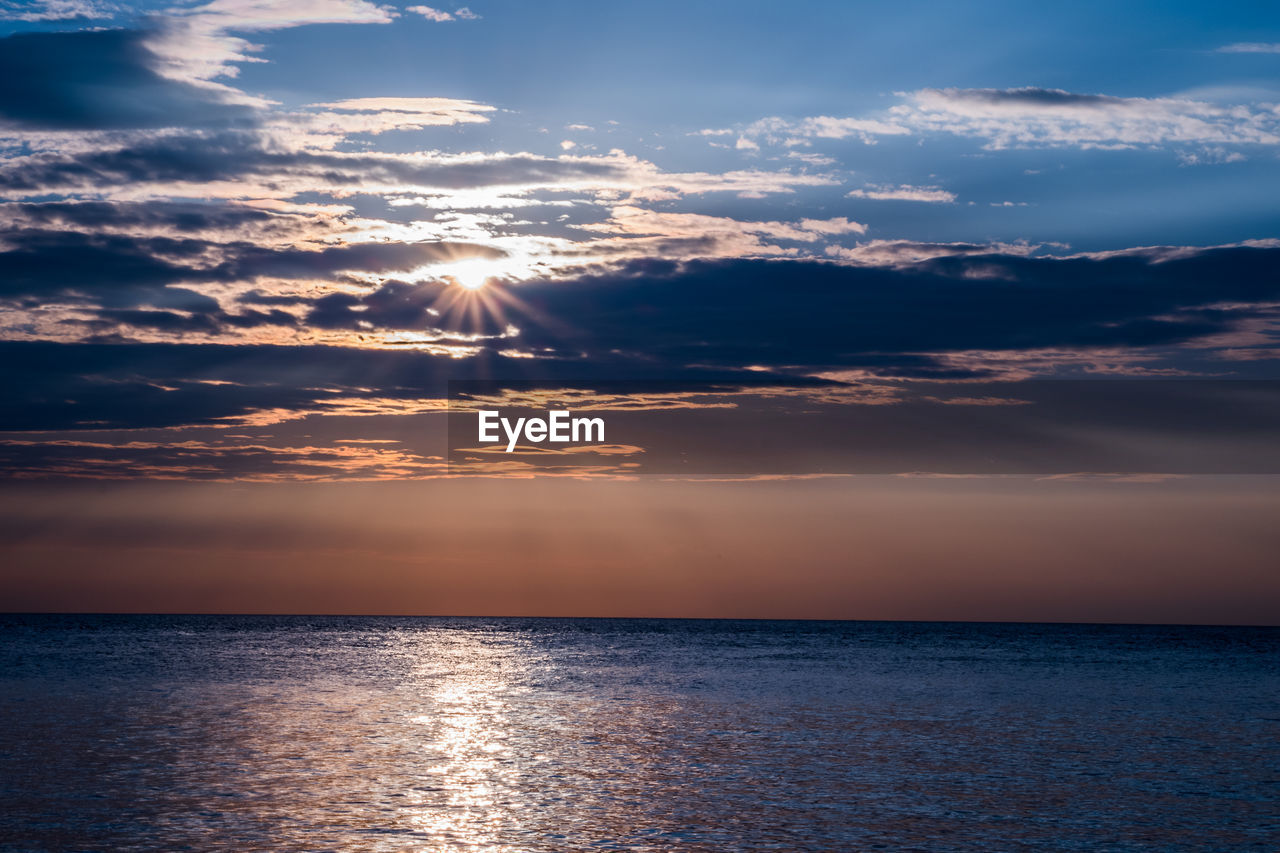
[0,616,1276,852]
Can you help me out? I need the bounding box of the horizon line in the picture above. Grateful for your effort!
[2,612,1276,629]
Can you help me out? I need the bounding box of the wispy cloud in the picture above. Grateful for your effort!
[0,28,259,129]
[1216,42,1280,54]
[718,87,1280,157]
[0,136,834,206]
[888,87,1280,150]
[407,5,479,22]
[722,115,910,147]
[824,239,1041,265]
[145,0,397,93]
[847,184,956,203]
[569,206,867,260]
[0,0,116,21]
[0,437,449,481]
[285,97,495,145]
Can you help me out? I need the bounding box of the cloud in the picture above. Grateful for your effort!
[847,184,956,203]
[0,199,367,247]
[786,151,836,167]
[733,115,910,146]
[486,247,1280,378]
[4,352,1277,480]
[0,134,626,198]
[302,96,493,120]
[0,132,835,206]
[1176,145,1248,165]
[0,341,444,430]
[1,241,1278,483]
[0,437,448,481]
[144,0,396,91]
[407,5,454,21]
[0,433,646,480]
[0,224,508,347]
[185,243,1277,380]
[1216,42,1280,54]
[723,87,1280,156]
[304,278,496,334]
[823,239,1039,265]
[0,228,500,296]
[0,0,117,21]
[3,222,1278,371]
[407,5,478,22]
[568,206,867,260]
[0,29,257,130]
[279,97,495,147]
[0,339,812,434]
[888,87,1280,150]
[3,3,1278,464]
[0,10,450,137]
[618,159,839,202]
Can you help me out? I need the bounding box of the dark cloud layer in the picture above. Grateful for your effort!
[944,87,1120,107]
[1,245,1277,443]
[0,227,501,315]
[0,341,809,432]
[0,130,630,196]
[1,200,281,231]
[319,247,1280,369]
[0,29,254,130]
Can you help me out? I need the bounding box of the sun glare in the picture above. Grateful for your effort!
[441,258,502,291]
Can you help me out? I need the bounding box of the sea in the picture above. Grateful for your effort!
[0,615,1276,851]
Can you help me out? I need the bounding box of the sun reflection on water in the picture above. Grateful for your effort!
[400,630,528,850]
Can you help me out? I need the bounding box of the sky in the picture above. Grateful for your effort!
[1,0,1278,621]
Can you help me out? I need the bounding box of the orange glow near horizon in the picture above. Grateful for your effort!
[1,476,1278,625]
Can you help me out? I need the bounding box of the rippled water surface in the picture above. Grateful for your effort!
[1,616,1277,851]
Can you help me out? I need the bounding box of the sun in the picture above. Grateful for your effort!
[441,257,502,291]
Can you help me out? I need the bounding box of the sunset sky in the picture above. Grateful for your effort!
[1,0,1278,622]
